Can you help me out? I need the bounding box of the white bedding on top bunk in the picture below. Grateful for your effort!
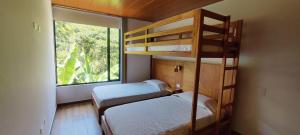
[126,47,145,52]
[148,45,192,52]
[104,92,217,135]
[127,45,192,52]
[92,82,170,108]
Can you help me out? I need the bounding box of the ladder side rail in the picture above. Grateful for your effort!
[215,16,231,135]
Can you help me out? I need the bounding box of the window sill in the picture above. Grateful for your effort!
[56,80,121,88]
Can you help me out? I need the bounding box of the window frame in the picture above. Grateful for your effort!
[53,21,121,86]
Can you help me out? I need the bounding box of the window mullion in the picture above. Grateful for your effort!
[118,29,121,81]
[107,28,111,81]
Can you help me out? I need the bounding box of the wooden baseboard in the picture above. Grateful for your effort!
[231,130,241,135]
[57,99,92,107]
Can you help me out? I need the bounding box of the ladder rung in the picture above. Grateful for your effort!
[221,103,233,108]
[221,119,231,125]
[226,42,239,52]
[202,39,223,46]
[223,84,236,90]
[227,42,238,47]
[224,52,237,58]
[203,24,225,34]
[226,46,239,50]
[225,66,238,70]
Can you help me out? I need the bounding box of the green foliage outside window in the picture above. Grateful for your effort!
[55,21,120,85]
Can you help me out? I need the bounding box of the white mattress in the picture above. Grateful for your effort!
[126,47,145,51]
[104,92,217,135]
[92,82,170,109]
[127,45,192,52]
[149,45,192,52]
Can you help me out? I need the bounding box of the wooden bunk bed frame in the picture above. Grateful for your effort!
[123,8,243,135]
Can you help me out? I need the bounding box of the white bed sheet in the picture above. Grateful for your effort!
[126,47,145,52]
[104,92,217,135]
[148,45,192,52]
[92,82,170,109]
[127,45,192,52]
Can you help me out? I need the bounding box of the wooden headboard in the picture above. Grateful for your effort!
[152,58,233,101]
[151,59,183,89]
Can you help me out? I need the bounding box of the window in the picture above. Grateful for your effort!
[54,21,120,86]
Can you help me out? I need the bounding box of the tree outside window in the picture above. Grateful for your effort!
[55,21,120,86]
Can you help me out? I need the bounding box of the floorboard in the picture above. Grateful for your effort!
[51,101,102,135]
[50,101,240,135]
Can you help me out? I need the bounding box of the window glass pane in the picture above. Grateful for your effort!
[109,28,120,80]
[55,21,108,85]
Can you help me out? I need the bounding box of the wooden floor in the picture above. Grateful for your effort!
[51,101,102,135]
[50,101,240,135]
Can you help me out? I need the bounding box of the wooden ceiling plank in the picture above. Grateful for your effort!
[51,0,222,21]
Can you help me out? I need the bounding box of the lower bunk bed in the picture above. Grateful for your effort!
[101,92,229,135]
[92,80,171,121]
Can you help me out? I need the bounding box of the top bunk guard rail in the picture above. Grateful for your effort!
[124,9,240,58]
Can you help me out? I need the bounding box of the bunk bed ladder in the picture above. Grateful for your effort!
[220,56,239,128]
[218,54,240,135]
[215,15,232,135]
[216,20,243,135]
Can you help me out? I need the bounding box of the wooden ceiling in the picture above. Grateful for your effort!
[52,0,221,21]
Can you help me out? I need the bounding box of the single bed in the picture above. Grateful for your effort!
[101,92,221,135]
[91,80,171,121]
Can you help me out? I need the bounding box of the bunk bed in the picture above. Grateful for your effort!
[102,8,243,135]
[92,80,171,121]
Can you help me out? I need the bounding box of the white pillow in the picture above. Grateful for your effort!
[144,79,168,90]
[175,92,217,112]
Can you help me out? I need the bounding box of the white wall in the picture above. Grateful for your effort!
[0,0,56,135]
[204,0,300,135]
[56,81,120,104]
[126,19,152,83]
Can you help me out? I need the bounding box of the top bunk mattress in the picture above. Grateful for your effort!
[126,44,223,53]
[104,92,218,135]
[92,81,170,109]
[127,45,192,52]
